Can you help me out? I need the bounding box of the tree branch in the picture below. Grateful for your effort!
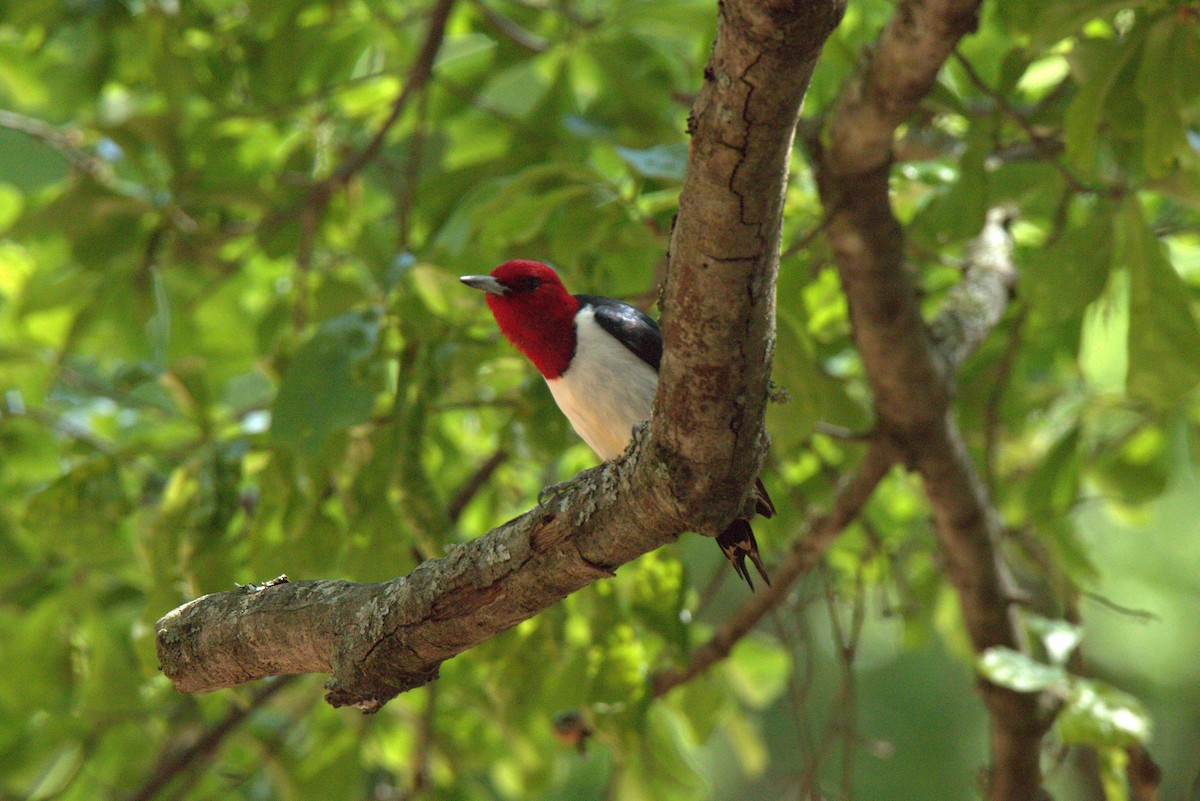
[651,439,893,696]
[129,676,297,801]
[156,0,846,713]
[326,0,456,190]
[816,1,1047,797]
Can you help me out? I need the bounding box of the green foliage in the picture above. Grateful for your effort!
[1,0,1200,800]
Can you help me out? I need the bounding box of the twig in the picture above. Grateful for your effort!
[1080,591,1159,623]
[395,88,430,251]
[292,0,457,331]
[0,109,106,177]
[815,421,875,442]
[1126,745,1162,801]
[650,441,893,697]
[404,683,438,798]
[0,109,196,231]
[446,449,510,524]
[473,0,549,52]
[781,212,834,260]
[824,562,867,800]
[128,676,297,801]
[322,0,456,192]
[951,50,1119,198]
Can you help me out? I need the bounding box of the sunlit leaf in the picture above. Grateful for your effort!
[1058,678,1152,747]
[725,635,790,709]
[1121,199,1200,409]
[977,647,1068,693]
[1023,614,1083,666]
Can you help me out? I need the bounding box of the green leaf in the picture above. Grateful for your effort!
[270,308,384,455]
[1023,614,1083,666]
[1121,199,1200,409]
[22,459,131,564]
[1064,37,1139,170]
[977,647,1068,693]
[1091,422,1170,505]
[0,128,70,194]
[1024,426,1080,520]
[1135,17,1192,178]
[476,56,556,120]
[724,635,790,709]
[1030,1,1155,49]
[1058,678,1152,747]
[1024,203,1114,318]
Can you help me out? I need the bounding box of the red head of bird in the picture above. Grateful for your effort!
[460,260,580,379]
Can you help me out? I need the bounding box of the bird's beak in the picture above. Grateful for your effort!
[460,275,509,296]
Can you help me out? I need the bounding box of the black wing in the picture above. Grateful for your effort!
[577,294,662,372]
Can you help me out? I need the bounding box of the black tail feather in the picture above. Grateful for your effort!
[716,518,771,591]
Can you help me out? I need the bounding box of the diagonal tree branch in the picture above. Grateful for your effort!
[128,676,298,801]
[649,207,1017,696]
[651,439,894,697]
[815,1,1047,798]
[156,0,847,713]
[325,0,456,192]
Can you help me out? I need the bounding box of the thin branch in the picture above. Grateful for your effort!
[651,441,893,697]
[128,676,297,801]
[1125,745,1162,801]
[292,0,456,331]
[325,0,455,191]
[951,50,1119,198]
[820,562,867,801]
[0,109,196,231]
[0,109,107,178]
[394,88,430,251]
[403,683,439,798]
[781,211,833,260]
[446,449,510,524]
[1081,591,1159,623]
[473,0,550,52]
[815,421,875,442]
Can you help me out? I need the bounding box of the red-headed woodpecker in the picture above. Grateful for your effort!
[461,260,774,589]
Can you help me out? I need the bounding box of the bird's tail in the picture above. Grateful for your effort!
[716,518,771,591]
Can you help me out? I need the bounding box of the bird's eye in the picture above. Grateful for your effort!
[514,276,542,292]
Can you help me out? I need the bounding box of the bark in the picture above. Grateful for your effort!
[156,0,846,711]
[816,1,1048,797]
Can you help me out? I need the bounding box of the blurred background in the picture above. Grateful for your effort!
[2,0,1199,799]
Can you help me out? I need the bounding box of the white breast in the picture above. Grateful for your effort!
[545,306,658,461]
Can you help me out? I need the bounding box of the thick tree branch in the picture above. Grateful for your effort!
[816,1,1047,798]
[156,0,845,712]
[657,0,846,527]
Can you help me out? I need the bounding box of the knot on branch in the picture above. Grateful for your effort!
[929,206,1019,369]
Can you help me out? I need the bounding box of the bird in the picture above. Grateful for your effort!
[461,259,774,589]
